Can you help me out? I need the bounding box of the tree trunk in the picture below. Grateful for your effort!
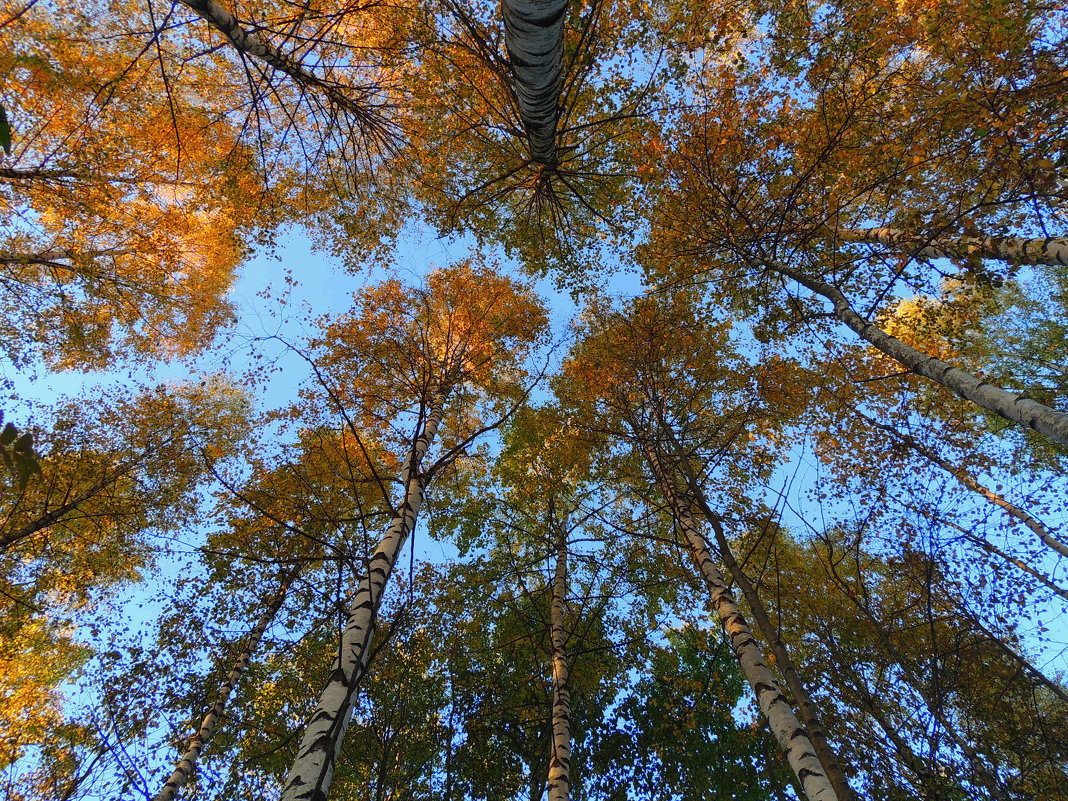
[707,516,853,801]
[653,424,853,801]
[834,227,1068,267]
[949,599,1068,704]
[178,0,377,122]
[502,0,567,168]
[855,409,1068,558]
[281,389,449,801]
[822,632,956,801]
[840,587,1012,800]
[903,503,1068,603]
[764,259,1068,447]
[546,524,572,801]
[151,572,295,801]
[638,437,838,801]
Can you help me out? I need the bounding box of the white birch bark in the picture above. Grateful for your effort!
[177,0,374,119]
[835,227,1068,267]
[281,390,449,801]
[639,439,838,801]
[764,259,1068,447]
[547,525,572,801]
[502,0,567,167]
[707,517,853,800]
[151,573,294,801]
[651,420,854,800]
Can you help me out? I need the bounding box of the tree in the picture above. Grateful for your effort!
[404,0,669,274]
[640,0,1068,445]
[282,260,548,801]
[7,1,1068,799]
[0,1,270,367]
[593,624,788,801]
[0,378,249,795]
[558,293,846,801]
[502,0,568,168]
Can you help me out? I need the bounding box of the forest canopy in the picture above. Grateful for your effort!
[1,0,1066,800]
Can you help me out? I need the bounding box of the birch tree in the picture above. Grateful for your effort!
[151,572,295,801]
[406,0,669,274]
[591,624,790,801]
[829,228,1068,269]
[502,0,568,168]
[641,0,1068,446]
[0,1,283,368]
[546,523,573,801]
[281,262,547,801]
[0,379,250,795]
[754,525,1068,800]
[558,294,846,801]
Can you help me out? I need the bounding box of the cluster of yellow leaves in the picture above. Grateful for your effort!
[316,259,547,412]
[0,616,89,769]
[0,0,276,366]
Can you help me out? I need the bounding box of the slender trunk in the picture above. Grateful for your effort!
[834,227,1068,267]
[281,389,449,801]
[1,495,95,551]
[908,669,1009,799]
[706,516,853,801]
[842,593,1012,800]
[764,259,1068,447]
[0,248,132,266]
[177,0,377,123]
[152,572,295,801]
[502,0,567,167]
[651,420,853,801]
[855,409,1068,558]
[950,602,1068,704]
[0,168,196,186]
[964,530,1068,602]
[905,504,1068,603]
[639,437,838,801]
[546,525,572,801]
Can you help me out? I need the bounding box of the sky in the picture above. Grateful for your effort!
[9,210,1066,797]
[15,214,1066,653]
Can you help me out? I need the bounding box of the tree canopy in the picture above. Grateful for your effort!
[1,0,1066,800]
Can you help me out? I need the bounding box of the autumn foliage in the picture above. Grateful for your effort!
[1,0,1066,800]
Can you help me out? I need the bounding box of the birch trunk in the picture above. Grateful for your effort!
[964,532,1068,602]
[152,573,295,801]
[178,0,375,120]
[764,259,1068,447]
[653,425,853,801]
[834,227,1068,267]
[823,638,952,800]
[281,389,449,801]
[547,525,572,801]
[855,410,1068,558]
[705,516,853,801]
[846,593,1012,800]
[907,504,1068,602]
[502,0,567,167]
[639,439,838,801]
